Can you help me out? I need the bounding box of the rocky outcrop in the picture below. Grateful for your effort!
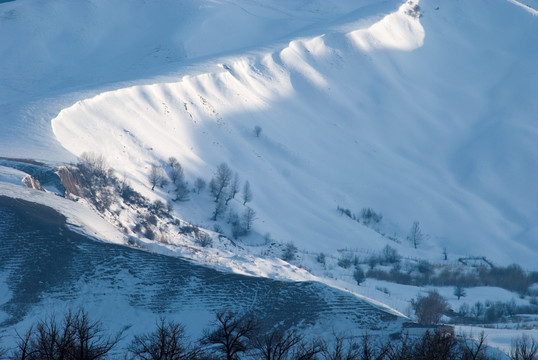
[22,175,44,191]
[57,166,84,198]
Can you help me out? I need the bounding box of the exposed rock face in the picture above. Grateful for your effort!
[22,175,44,191]
[57,166,83,198]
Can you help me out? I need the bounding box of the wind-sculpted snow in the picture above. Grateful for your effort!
[52,0,538,268]
[0,197,402,347]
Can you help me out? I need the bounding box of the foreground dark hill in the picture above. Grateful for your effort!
[0,196,403,346]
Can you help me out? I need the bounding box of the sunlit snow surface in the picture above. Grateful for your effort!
[49,0,538,268]
[1,0,538,353]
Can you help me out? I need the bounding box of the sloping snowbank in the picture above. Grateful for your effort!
[0,180,406,321]
[0,181,125,245]
[52,0,538,268]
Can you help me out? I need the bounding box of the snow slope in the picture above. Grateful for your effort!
[0,197,404,351]
[0,0,387,160]
[48,0,538,268]
[1,0,537,352]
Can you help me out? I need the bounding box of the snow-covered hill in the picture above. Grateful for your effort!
[0,196,403,349]
[1,0,538,351]
[47,0,538,268]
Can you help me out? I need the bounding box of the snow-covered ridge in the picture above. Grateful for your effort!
[1,0,538,350]
[51,0,538,269]
[506,0,538,15]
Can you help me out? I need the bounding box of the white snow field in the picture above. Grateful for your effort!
[1,0,538,350]
[48,0,538,268]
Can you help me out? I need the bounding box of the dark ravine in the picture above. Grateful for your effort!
[0,195,402,337]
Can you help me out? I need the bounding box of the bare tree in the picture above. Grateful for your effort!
[75,152,116,211]
[175,181,190,202]
[293,340,323,360]
[69,309,123,360]
[78,152,108,179]
[459,332,488,360]
[225,173,240,205]
[411,291,449,325]
[359,333,390,360]
[382,245,400,264]
[454,285,466,300]
[12,327,36,360]
[242,207,256,232]
[254,125,262,138]
[194,177,206,194]
[211,198,227,221]
[149,164,165,191]
[202,311,258,360]
[387,333,413,360]
[407,221,423,249]
[11,309,122,360]
[242,181,252,206]
[166,157,190,201]
[210,163,233,203]
[167,157,185,186]
[510,335,538,360]
[129,317,198,360]
[412,329,459,360]
[251,330,304,360]
[31,312,73,360]
[353,267,365,286]
[228,210,243,239]
[320,335,360,360]
[471,302,484,320]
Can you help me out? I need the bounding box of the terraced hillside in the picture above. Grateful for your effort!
[0,196,403,346]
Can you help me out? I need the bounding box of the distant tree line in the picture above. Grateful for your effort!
[3,308,537,360]
[454,298,538,325]
[337,206,383,227]
[325,244,537,312]
[365,259,538,297]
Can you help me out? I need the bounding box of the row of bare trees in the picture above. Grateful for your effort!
[4,309,537,360]
[9,309,121,360]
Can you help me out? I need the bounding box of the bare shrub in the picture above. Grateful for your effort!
[412,291,449,325]
[316,253,326,265]
[210,163,233,203]
[337,253,354,269]
[382,245,400,264]
[202,311,258,360]
[149,164,166,191]
[194,177,206,194]
[281,243,297,262]
[129,317,198,360]
[12,309,122,360]
[510,335,538,360]
[353,267,366,285]
[361,208,383,225]
[407,221,423,249]
[195,233,213,248]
